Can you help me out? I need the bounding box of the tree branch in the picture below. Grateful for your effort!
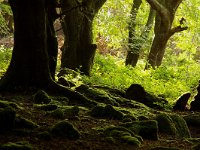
[146,0,170,30]
[168,25,188,38]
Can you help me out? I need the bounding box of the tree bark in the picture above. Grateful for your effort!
[145,0,187,69]
[61,0,106,76]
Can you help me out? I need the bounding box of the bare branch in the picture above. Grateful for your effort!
[168,25,188,38]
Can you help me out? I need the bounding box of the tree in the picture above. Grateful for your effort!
[60,0,106,76]
[145,0,188,69]
[0,0,95,106]
[125,0,155,67]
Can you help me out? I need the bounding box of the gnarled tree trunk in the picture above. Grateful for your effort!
[61,0,106,75]
[145,0,187,69]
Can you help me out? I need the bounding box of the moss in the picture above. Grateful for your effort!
[90,105,123,120]
[33,90,51,104]
[0,106,16,132]
[64,106,79,118]
[0,141,34,150]
[38,131,52,140]
[34,104,58,111]
[122,120,158,140]
[15,116,38,129]
[49,108,64,119]
[156,113,191,138]
[0,100,20,109]
[184,114,200,127]
[171,114,191,138]
[120,135,141,146]
[156,113,176,135]
[51,121,80,140]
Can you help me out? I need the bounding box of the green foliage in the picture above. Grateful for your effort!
[0,45,12,74]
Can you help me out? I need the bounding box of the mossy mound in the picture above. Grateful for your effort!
[0,107,16,132]
[15,116,38,129]
[51,121,80,140]
[34,104,58,111]
[104,125,142,147]
[76,85,119,106]
[0,141,34,150]
[150,147,181,150]
[48,108,64,119]
[156,113,191,138]
[33,90,51,104]
[184,114,200,126]
[90,104,124,120]
[63,106,79,118]
[121,120,158,140]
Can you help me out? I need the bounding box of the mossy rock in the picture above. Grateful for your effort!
[121,120,158,140]
[0,107,16,132]
[90,105,123,120]
[0,100,20,109]
[150,147,181,150]
[184,114,200,126]
[35,104,58,111]
[38,131,52,140]
[156,113,176,135]
[15,116,38,129]
[76,85,119,106]
[156,113,191,138]
[33,90,51,104]
[0,141,34,150]
[51,121,80,140]
[64,106,79,118]
[171,114,191,138]
[104,125,142,147]
[49,108,64,119]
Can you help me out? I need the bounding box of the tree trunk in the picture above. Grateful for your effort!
[145,0,187,69]
[126,4,155,67]
[61,0,106,76]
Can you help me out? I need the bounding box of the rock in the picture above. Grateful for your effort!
[125,84,168,109]
[49,108,64,119]
[0,107,16,132]
[38,131,52,140]
[121,120,158,140]
[33,90,51,104]
[35,104,58,111]
[156,113,191,138]
[171,114,191,138]
[104,126,142,147]
[51,121,80,140]
[15,116,38,129]
[184,114,200,126]
[90,105,123,120]
[0,141,34,150]
[173,93,191,111]
[57,77,76,87]
[156,113,176,135]
[191,82,200,111]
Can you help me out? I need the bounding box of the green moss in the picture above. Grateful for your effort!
[64,106,79,118]
[156,113,176,135]
[51,121,80,140]
[90,105,123,120]
[49,108,64,119]
[120,135,141,146]
[15,116,38,129]
[171,114,191,138]
[0,141,34,150]
[0,100,20,109]
[33,90,51,104]
[0,107,16,132]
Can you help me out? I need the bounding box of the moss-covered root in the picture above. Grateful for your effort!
[0,141,34,150]
[51,121,80,140]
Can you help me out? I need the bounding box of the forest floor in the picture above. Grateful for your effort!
[1,35,200,150]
